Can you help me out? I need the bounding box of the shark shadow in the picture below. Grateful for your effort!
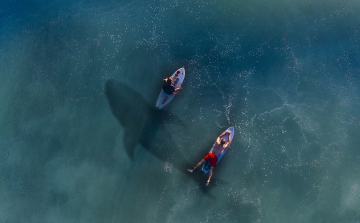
[104,79,221,195]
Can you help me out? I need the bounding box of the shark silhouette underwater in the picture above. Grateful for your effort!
[104,79,225,193]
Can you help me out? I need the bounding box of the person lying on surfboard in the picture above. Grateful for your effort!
[188,130,232,186]
[163,77,181,95]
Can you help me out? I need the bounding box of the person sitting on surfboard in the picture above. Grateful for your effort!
[188,130,232,186]
[163,77,181,95]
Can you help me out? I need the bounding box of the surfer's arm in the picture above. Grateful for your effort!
[206,167,214,186]
[216,135,222,144]
[174,87,182,94]
[224,133,231,147]
[163,77,171,83]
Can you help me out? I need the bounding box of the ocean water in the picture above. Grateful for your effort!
[1,0,360,222]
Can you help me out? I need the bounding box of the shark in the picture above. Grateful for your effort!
[104,79,226,194]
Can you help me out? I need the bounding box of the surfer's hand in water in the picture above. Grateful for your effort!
[205,181,210,186]
[187,169,193,173]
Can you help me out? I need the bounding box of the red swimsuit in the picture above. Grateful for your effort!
[203,153,218,167]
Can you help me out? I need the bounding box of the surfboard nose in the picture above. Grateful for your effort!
[179,67,185,74]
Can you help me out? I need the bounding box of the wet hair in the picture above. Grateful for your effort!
[166,78,172,84]
[220,139,226,145]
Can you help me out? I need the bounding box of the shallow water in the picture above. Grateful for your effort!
[1,0,360,222]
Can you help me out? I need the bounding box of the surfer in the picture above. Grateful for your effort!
[163,77,181,95]
[188,130,232,186]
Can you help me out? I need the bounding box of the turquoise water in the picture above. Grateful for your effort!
[1,0,360,222]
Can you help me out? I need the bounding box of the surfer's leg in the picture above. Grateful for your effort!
[206,166,214,186]
[188,159,205,172]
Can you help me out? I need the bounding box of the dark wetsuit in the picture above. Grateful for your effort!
[163,84,175,95]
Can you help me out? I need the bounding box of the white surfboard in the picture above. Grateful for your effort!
[202,127,234,173]
[156,67,185,109]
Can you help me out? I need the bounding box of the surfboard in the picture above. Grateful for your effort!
[156,67,185,109]
[202,127,234,173]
